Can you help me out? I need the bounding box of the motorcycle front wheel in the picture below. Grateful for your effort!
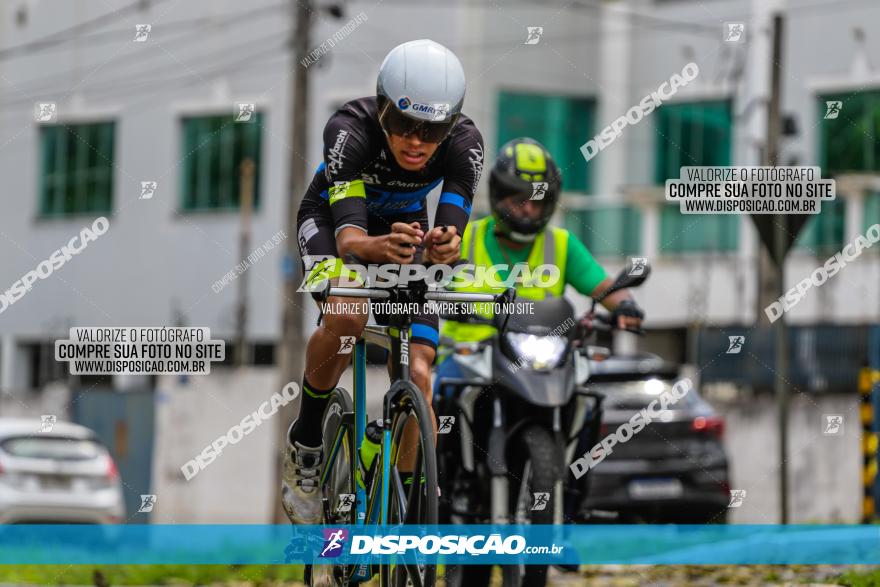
[507,424,558,587]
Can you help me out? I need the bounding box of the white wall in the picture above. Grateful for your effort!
[718,392,862,523]
[150,364,387,523]
[151,367,281,523]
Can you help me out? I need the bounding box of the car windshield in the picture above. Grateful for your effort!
[1,436,103,460]
[597,378,700,410]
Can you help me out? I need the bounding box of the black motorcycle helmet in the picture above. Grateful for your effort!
[489,137,562,243]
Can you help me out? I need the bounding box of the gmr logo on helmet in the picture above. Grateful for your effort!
[397,96,450,121]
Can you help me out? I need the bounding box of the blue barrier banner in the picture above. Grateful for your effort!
[0,525,878,565]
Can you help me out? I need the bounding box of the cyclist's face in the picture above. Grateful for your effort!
[386,132,440,171]
[497,194,544,222]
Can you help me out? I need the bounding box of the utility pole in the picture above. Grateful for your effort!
[235,158,255,368]
[273,0,312,523]
[767,12,789,524]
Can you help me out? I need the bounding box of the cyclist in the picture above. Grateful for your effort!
[283,39,484,525]
[435,137,644,382]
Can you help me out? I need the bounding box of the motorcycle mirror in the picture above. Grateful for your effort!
[596,259,650,302]
[492,288,517,333]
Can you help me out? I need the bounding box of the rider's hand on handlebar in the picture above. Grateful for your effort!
[422,225,461,265]
[611,299,645,332]
[381,222,424,264]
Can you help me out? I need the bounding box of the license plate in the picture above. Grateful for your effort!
[628,478,683,499]
[40,475,71,490]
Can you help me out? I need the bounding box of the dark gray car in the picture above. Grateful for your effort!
[579,356,730,523]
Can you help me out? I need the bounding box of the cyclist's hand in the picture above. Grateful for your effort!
[422,225,461,265]
[382,222,423,263]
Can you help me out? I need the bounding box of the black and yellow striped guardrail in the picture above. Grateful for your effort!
[861,368,880,523]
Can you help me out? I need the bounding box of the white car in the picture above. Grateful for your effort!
[0,418,125,523]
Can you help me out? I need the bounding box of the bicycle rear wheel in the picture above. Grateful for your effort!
[382,381,438,587]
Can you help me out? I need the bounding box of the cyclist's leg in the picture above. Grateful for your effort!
[295,282,368,442]
[284,213,368,525]
[290,214,369,448]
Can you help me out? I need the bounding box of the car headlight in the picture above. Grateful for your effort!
[505,332,568,371]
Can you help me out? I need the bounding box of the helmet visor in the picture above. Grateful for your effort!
[378,102,458,143]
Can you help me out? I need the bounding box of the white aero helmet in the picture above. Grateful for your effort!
[376,39,466,142]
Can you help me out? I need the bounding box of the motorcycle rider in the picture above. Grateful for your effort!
[435,137,644,387]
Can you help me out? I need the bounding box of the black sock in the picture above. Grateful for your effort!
[289,377,333,447]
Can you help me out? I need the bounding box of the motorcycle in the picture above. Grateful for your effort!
[434,263,649,587]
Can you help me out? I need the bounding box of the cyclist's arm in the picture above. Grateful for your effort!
[322,114,369,234]
[434,119,484,236]
[320,113,375,260]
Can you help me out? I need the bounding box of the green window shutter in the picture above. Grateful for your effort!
[794,198,845,255]
[497,91,594,192]
[498,91,644,258]
[180,113,263,211]
[565,206,641,256]
[39,121,114,217]
[819,91,880,174]
[655,100,737,253]
[806,90,880,253]
[866,192,880,234]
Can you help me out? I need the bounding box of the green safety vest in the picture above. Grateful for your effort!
[439,216,569,344]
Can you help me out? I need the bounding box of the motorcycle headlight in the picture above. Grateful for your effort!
[505,332,568,371]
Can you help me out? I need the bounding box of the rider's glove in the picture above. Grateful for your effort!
[611,299,644,322]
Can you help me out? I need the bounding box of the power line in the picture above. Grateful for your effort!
[0,5,288,102]
[0,0,175,62]
[0,34,289,110]
[0,1,286,63]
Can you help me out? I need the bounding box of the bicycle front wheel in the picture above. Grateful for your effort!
[382,381,438,587]
[306,387,355,587]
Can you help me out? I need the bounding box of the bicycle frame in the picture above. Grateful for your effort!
[315,283,509,584]
[319,326,401,525]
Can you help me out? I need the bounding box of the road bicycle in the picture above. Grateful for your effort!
[305,280,510,587]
